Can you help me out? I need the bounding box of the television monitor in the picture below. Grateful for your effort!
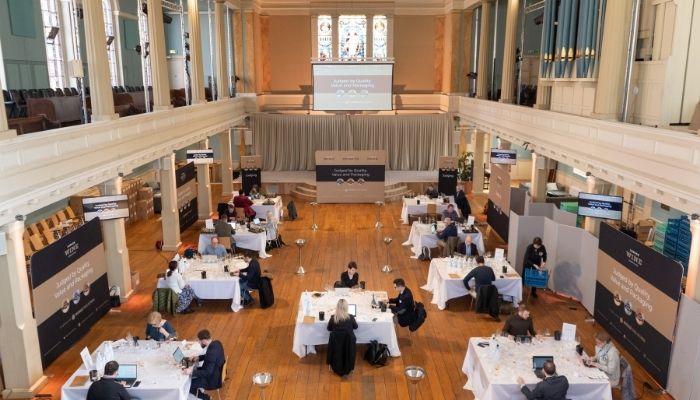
[490,149,517,165]
[577,193,623,220]
[312,63,393,111]
[82,195,129,221]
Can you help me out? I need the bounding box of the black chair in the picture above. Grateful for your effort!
[69,87,79,96]
[326,330,356,376]
[54,88,64,96]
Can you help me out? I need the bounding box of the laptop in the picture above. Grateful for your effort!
[173,347,194,368]
[117,364,138,387]
[532,356,553,379]
[335,287,351,296]
[348,304,357,317]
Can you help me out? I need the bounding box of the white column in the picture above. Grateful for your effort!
[187,0,207,103]
[220,129,234,196]
[686,216,700,302]
[214,0,229,100]
[100,177,133,301]
[0,76,14,139]
[146,0,172,110]
[82,0,117,121]
[0,221,47,398]
[499,0,520,103]
[476,0,493,99]
[530,153,548,202]
[473,129,486,194]
[584,174,600,235]
[59,0,78,88]
[197,140,213,219]
[159,154,181,251]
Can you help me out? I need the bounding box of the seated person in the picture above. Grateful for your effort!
[424,184,439,198]
[265,210,279,242]
[585,332,621,387]
[249,184,261,199]
[239,253,261,306]
[436,217,458,249]
[389,278,416,327]
[224,204,236,220]
[459,235,479,257]
[502,304,537,337]
[214,214,235,238]
[339,261,359,288]
[462,256,495,293]
[233,189,256,218]
[145,311,176,341]
[164,260,197,313]
[202,237,227,258]
[184,329,225,400]
[441,204,459,221]
[326,298,358,376]
[86,361,130,400]
[517,361,569,400]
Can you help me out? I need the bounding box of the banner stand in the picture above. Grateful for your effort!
[240,156,263,195]
[438,156,458,196]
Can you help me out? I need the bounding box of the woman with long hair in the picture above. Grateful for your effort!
[164,260,197,313]
[326,298,358,376]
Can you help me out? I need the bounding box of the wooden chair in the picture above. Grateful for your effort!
[217,236,234,253]
[198,356,228,400]
[441,236,460,257]
[29,234,45,252]
[234,207,246,222]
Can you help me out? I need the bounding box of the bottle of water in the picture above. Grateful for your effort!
[371,293,378,308]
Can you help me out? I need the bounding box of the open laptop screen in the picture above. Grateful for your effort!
[348,304,357,317]
[118,364,137,380]
[173,347,185,364]
[532,356,553,369]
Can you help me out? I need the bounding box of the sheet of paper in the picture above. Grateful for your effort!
[205,219,214,230]
[494,248,505,259]
[561,323,577,341]
[448,273,461,279]
[466,216,475,227]
[80,347,93,370]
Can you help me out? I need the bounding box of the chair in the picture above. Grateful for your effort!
[217,236,234,254]
[234,207,246,222]
[617,356,636,400]
[26,98,61,128]
[441,236,459,257]
[523,268,549,302]
[152,288,179,315]
[198,357,228,400]
[326,330,356,376]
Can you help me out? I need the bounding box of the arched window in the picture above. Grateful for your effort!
[317,15,389,61]
[102,0,119,86]
[40,0,65,88]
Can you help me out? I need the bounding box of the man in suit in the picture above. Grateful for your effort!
[86,361,130,400]
[232,189,256,218]
[424,184,439,198]
[185,329,225,400]
[389,278,416,327]
[460,235,479,256]
[523,237,547,298]
[463,256,495,292]
[455,185,472,219]
[436,217,458,252]
[239,253,261,306]
[517,361,569,400]
[441,204,459,221]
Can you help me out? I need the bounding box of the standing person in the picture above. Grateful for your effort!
[462,256,495,293]
[239,253,261,306]
[233,189,256,218]
[86,361,130,400]
[164,260,197,313]
[502,304,537,337]
[326,298,358,376]
[523,237,547,298]
[517,361,570,400]
[184,329,225,400]
[145,311,176,341]
[388,278,417,327]
[339,261,360,288]
[585,332,621,387]
[455,184,472,219]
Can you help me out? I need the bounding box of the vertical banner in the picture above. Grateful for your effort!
[595,223,683,387]
[438,156,458,196]
[240,155,262,195]
[487,164,512,240]
[29,218,110,367]
[176,162,198,232]
[315,150,386,203]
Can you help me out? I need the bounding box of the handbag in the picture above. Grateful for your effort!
[363,340,389,367]
[109,286,121,308]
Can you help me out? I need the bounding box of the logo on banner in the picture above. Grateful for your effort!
[64,241,79,259]
[625,249,643,268]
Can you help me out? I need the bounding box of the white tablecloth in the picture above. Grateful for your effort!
[400,195,456,224]
[292,290,401,358]
[198,229,270,258]
[402,222,485,258]
[61,340,202,400]
[462,337,612,400]
[421,257,523,310]
[158,258,246,312]
[251,196,283,222]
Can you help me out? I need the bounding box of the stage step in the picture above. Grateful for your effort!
[384,185,410,202]
[291,183,317,201]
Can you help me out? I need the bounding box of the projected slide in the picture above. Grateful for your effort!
[313,63,393,111]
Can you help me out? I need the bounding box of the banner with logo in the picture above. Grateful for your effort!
[595,223,683,387]
[176,162,198,232]
[240,156,263,195]
[315,150,386,203]
[438,156,458,196]
[29,218,110,367]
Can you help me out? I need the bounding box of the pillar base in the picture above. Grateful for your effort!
[590,111,619,122]
[0,130,17,140]
[153,105,174,112]
[161,242,181,252]
[498,98,514,104]
[91,113,120,122]
[2,375,48,399]
[533,103,549,110]
[120,289,134,303]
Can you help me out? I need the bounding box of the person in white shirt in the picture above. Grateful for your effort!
[164,260,197,314]
[586,331,621,387]
[265,211,278,242]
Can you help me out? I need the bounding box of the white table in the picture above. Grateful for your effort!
[198,229,271,258]
[421,257,523,310]
[402,221,485,258]
[400,195,456,224]
[61,340,202,400]
[292,290,401,358]
[251,196,283,222]
[462,337,612,400]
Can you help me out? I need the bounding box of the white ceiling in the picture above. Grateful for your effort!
[224,0,481,15]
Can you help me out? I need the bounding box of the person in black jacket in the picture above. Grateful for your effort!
[463,256,495,292]
[86,361,130,400]
[185,329,225,400]
[424,184,439,198]
[326,299,358,376]
[389,278,416,327]
[339,261,360,288]
[517,361,569,400]
[459,235,479,256]
[502,304,538,337]
[239,253,262,306]
[455,185,472,219]
[523,237,547,298]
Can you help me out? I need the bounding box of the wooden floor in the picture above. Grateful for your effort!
[41,190,673,399]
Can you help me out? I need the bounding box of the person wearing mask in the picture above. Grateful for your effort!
[233,189,256,218]
[424,184,439,198]
[463,256,495,293]
[339,261,360,288]
[585,332,620,387]
[455,184,472,219]
[86,361,130,400]
[441,204,459,221]
[184,329,225,400]
[388,278,417,327]
[502,304,537,337]
[239,253,261,306]
[202,237,227,258]
[145,311,176,341]
[164,260,196,313]
[326,298,359,376]
[523,237,547,298]
[516,361,570,400]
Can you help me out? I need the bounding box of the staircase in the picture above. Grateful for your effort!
[291,183,317,201]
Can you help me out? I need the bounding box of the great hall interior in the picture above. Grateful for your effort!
[0,0,699,399]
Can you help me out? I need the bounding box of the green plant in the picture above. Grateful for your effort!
[458,152,474,181]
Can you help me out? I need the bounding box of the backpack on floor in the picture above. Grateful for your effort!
[409,302,427,332]
[363,340,389,367]
[259,276,275,309]
[286,200,298,220]
[418,246,432,261]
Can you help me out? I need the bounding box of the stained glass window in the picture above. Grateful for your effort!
[317,15,332,61]
[40,0,65,88]
[372,15,388,60]
[338,15,366,60]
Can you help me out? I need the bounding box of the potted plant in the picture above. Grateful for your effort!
[458,152,474,193]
